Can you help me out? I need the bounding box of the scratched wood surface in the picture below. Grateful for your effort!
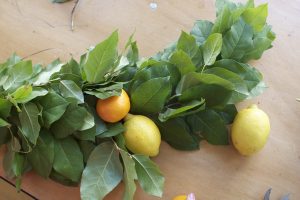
[0,0,300,199]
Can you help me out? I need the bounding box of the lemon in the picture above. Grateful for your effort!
[123,114,161,157]
[231,104,270,156]
[173,195,187,200]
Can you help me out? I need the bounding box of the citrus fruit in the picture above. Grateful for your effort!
[231,104,270,156]
[123,114,161,157]
[96,89,130,123]
[173,195,187,200]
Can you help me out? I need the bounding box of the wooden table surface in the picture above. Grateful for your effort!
[0,0,299,199]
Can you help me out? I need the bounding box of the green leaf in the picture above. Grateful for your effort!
[51,104,88,139]
[19,102,41,144]
[127,41,139,66]
[242,4,268,32]
[152,42,177,61]
[203,33,222,66]
[130,63,171,92]
[84,31,118,83]
[59,80,84,104]
[215,0,237,16]
[221,19,254,60]
[131,77,172,114]
[215,104,237,124]
[190,20,214,45]
[75,126,96,142]
[3,60,33,91]
[33,59,63,86]
[241,25,275,62]
[50,58,82,86]
[78,141,96,163]
[177,31,198,57]
[186,109,229,145]
[0,98,12,118]
[78,108,95,131]
[120,150,137,200]
[53,137,84,182]
[3,146,26,191]
[133,155,164,197]
[212,6,233,34]
[169,50,196,76]
[204,67,249,103]
[11,85,32,103]
[13,87,48,104]
[176,72,233,108]
[158,99,205,122]
[84,83,123,99]
[97,122,124,138]
[39,90,69,128]
[211,59,265,98]
[27,130,55,178]
[80,142,123,200]
[154,117,200,150]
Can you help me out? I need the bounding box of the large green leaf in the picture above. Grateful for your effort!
[215,104,237,124]
[83,31,118,83]
[75,126,96,142]
[154,117,200,150]
[158,99,205,122]
[131,77,172,114]
[133,155,164,197]
[50,58,82,86]
[130,64,171,92]
[3,60,33,91]
[11,85,32,103]
[190,20,214,45]
[221,19,254,60]
[0,118,9,127]
[53,137,84,182]
[50,170,79,186]
[39,90,69,128]
[242,4,268,32]
[212,6,233,34]
[33,59,63,86]
[177,31,198,58]
[169,50,196,76]
[27,130,55,178]
[211,59,265,97]
[19,102,41,144]
[120,150,137,200]
[241,25,275,62]
[176,72,233,108]
[59,80,84,104]
[186,109,229,145]
[203,33,222,66]
[51,104,88,139]
[79,141,96,163]
[80,142,123,200]
[204,67,249,103]
[13,87,48,104]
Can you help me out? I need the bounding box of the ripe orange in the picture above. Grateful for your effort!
[96,89,130,123]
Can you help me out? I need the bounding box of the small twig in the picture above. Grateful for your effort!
[22,48,55,60]
[71,0,80,31]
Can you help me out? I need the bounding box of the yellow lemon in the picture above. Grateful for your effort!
[173,195,187,200]
[231,104,270,156]
[123,114,161,157]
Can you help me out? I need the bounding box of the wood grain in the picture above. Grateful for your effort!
[0,0,300,199]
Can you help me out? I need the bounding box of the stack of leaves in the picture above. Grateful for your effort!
[0,0,275,199]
